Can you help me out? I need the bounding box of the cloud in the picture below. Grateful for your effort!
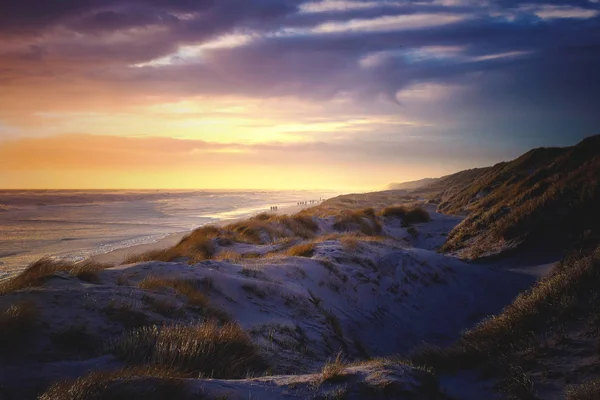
[0,0,598,154]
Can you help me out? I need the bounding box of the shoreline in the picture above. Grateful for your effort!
[90,203,312,265]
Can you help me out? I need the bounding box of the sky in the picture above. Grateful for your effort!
[0,0,599,191]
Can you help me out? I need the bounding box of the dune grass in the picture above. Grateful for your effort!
[340,236,360,252]
[122,212,321,263]
[413,247,600,374]
[124,227,218,264]
[138,276,229,321]
[379,205,407,218]
[0,300,38,352]
[214,249,242,262]
[285,242,316,257]
[0,258,111,294]
[39,367,187,400]
[401,207,431,226]
[225,213,319,244]
[380,205,430,227]
[438,138,600,257]
[320,353,348,383]
[332,208,382,236]
[110,321,267,378]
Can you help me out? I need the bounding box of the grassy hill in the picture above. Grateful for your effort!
[403,135,600,259]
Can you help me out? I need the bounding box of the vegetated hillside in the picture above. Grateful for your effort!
[415,245,600,399]
[412,167,493,205]
[387,178,439,191]
[404,135,599,259]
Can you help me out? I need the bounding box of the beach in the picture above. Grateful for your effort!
[90,203,311,265]
[0,190,336,276]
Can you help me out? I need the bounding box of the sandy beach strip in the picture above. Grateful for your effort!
[90,203,312,265]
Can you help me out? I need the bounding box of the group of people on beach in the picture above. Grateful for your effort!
[270,198,325,212]
[297,199,322,206]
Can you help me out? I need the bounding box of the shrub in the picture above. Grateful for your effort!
[39,367,187,400]
[333,209,382,236]
[0,301,38,352]
[379,206,407,218]
[286,242,316,257]
[0,258,110,294]
[110,321,267,378]
[402,208,431,226]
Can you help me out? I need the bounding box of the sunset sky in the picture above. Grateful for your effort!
[1,0,599,190]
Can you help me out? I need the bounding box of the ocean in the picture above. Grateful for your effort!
[0,189,339,276]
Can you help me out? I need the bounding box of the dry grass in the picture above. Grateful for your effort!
[214,250,242,262]
[225,219,284,244]
[110,321,267,378]
[286,242,316,257]
[566,379,600,400]
[139,276,229,321]
[314,232,386,245]
[438,137,600,257]
[139,277,208,308]
[0,258,110,294]
[379,205,407,218]
[275,214,319,238]
[119,211,317,265]
[320,353,348,383]
[332,208,382,236]
[39,367,187,400]
[340,236,360,252]
[333,208,383,236]
[124,226,218,264]
[414,247,600,375]
[225,213,319,244]
[0,300,38,352]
